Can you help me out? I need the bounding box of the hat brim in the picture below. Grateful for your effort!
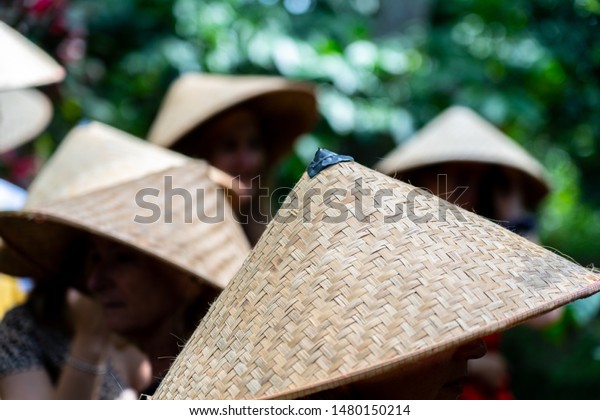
[0,241,47,279]
[0,212,200,290]
[266,275,598,399]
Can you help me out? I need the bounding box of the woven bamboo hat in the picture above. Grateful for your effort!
[375,106,550,208]
[0,21,65,91]
[0,88,53,153]
[0,121,250,285]
[25,121,189,208]
[0,161,251,290]
[153,149,599,400]
[147,73,318,162]
[0,120,187,278]
[0,21,65,153]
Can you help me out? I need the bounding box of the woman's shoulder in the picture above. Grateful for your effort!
[0,302,69,379]
[0,303,36,333]
[0,304,44,377]
[0,302,66,346]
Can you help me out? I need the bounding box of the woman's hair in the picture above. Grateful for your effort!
[477,165,514,219]
[26,279,71,333]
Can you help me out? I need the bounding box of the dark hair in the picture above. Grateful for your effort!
[477,165,513,219]
[26,279,71,334]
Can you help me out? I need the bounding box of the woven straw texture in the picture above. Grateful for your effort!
[0,21,65,90]
[375,106,550,207]
[0,120,192,277]
[25,121,190,208]
[147,73,317,161]
[153,159,599,400]
[0,162,250,290]
[0,88,53,153]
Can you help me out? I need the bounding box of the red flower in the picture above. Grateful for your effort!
[26,0,56,15]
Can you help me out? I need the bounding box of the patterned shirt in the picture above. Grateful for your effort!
[0,304,130,399]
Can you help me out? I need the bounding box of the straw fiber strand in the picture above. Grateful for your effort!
[153,160,599,400]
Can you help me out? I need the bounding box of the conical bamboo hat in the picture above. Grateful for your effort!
[0,121,250,283]
[153,149,599,399]
[0,21,65,90]
[0,161,250,290]
[147,73,317,162]
[0,88,53,153]
[375,106,550,208]
[0,21,64,152]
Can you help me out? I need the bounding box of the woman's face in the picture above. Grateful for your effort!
[345,339,487,399]
[84,237,199,336]
[206,109,267,189]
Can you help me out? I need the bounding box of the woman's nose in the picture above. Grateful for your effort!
[453,338,487,361]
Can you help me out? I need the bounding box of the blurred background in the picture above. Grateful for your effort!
[1,0,599,398]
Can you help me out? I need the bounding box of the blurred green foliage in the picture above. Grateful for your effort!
[503,308,600,399]
[2,0,600,398]
[7,0,599,266]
